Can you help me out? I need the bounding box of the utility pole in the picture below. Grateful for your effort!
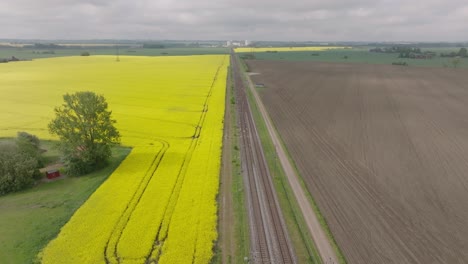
[116,45,120,62]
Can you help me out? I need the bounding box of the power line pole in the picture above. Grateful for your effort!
[116,45,120,62]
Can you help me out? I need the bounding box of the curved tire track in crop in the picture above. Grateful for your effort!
[102,56,228,264]
[104,139,169,264]
[146,56,228,264]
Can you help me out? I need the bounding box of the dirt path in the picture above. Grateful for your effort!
[244,70,340,264]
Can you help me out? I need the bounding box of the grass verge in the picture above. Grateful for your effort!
[0,139,130,264]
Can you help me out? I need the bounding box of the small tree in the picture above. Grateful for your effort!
[16,131,43,167]
[0,142,41,195]
[452,57,461,68]
[49,91,120,175]
[458,48,467,57]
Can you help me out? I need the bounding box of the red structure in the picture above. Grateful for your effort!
[46,170,61,179]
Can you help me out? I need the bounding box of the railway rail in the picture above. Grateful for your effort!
[231,52,296,264]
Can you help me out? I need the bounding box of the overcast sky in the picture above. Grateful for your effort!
[1,0,467,41]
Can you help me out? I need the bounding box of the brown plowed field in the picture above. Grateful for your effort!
[248,60,468,264]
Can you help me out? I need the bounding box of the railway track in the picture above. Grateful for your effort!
[231,52,296,264]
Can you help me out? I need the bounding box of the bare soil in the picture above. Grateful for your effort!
[248,60,468,264]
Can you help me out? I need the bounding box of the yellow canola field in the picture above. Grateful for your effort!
[0,55,228,263]
[234,46,346,53]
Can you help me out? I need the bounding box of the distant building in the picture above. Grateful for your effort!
[224,40,250,47]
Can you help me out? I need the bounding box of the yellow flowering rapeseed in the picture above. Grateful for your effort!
[234,46,346,52]
[0,55,228,263]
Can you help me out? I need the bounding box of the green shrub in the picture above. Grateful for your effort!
[16,131,43,167]
[0,142,41,195]
[392,61,408,66]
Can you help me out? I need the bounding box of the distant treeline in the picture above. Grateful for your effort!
[370,46,436,59]
[367,42,468,48]
[370,46,467,59]
[0,56,21,63]
[24,43,65,49]
[370,46,423,54]
[440,48,467,58]
[142,43,166,49]
[21,43,134,49]
[2,42,222,50]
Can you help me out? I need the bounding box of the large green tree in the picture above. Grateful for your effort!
[49,91,120,175]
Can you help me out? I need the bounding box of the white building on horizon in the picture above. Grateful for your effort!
[224,40,251,47]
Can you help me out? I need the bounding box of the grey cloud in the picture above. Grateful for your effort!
[0,0,467,41]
